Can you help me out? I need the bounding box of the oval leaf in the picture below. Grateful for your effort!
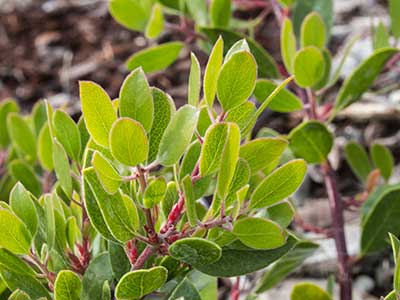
[293,46,325,87]
[54,270,82,300]
[0,209,32,254]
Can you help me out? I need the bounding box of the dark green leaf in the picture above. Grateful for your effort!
[38,124,54,170]
[108,241,130,281]
[9,160,41,197]
[0,99,19,149]
[371,143,394,181]
[168,277,201,300]
[344,142,372,182]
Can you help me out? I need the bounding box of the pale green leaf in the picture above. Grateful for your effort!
[281,17,297,73]
[0,99,19,149]
[188,53,201,107]
[92,151,122,194]
[204,36,224,107]
[371,143,394,181]
[54,270,82,300]
[53,139,73,196]
[108,0,153,31]
[300,12,326,48]
[291,282,332,300]
[145,4,164,39]
[38,124,53,170]
[53,110,81,162]
[293,46,325,87]
[182,175,198,227]
[143,177,167,208]
[0,209,32,255]
[7,113,37,162]
[389,0,400,38]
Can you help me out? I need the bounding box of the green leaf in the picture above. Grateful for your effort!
[32,101,47,137]
[0,248,36,277]
[54,270,82,300]
[145,4,164,39]
[185,0,208,26]
[288,121,333,164]
[389,0,400,38]
[291,282,332,300]
[8,290,31,300]
[162,182,179,218]
[256,241,319,293]
[82,253,114,300]
[144,177,167,208]
[300,12,326,48]
[204,36,224,107]
[108,0,153,31]
[199,123,229,176]
[313,48,332,90]
[200,27,279,78]
[115,266,168,300]
[250,159,306,209]
[53,110,81,162]
[7,113,37,162]
[148,88,176,163]
[188,53,201,107]
[196,235,297,277]
[38,124,53,170]
[53,139,73,196]
[361,186,400,254]
[80,81,117,147]
[292,0,333,38]
[210,0,231,28]
[9,160,41,197]
[119,68,154,132]
[83,168,136,242]
[168,277,201,300]
[233,217,287,250]
[82,169,116,242]
[371,143,394,181]
[267,200,296,228]
[373,21,390,50]
[126,42,184,73]
[158,105,198,166]
[253,79,303,113]
[240,137,288,173]
[293,46,325,87]
[389,232,400,263]
[169,238,222,266]
[281,18,297,73]
[92,151,122,194]
[102,281,111,300]
[217,123,240,200]
[217,51,257,111]
[10,183,38,237]
[0,99,19,149]
[108,241,130,281]
[344,142,372,182]
[109,118,148,166]
[334,48,399,113]
[384,291,397,300]
[390,233,400,298]
[182,175,198,227]
[225,102,256,135]
[0,209,32,254]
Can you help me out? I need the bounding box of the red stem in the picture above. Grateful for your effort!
[131,245,155,270]
[322,162,352,300]
[231,277,240,300]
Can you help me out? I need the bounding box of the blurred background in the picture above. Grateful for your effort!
[1,0,400,299]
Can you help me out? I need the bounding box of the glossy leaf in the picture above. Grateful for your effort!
[169,238,222,266]
[361,186,400,254]
[256,241,319,292]
[240,137,288,173]
[148,88,175,162]
[371,143,394,181]
[92,151,122,194]
[334,48,399,113]
[7,113,36,162]
[119,68,153,132]
[233,217,287,249]
[188,53,201,107]
[144,177,167,208]
[108,0,152,31]
[80,81,117,147]
[281,18,297,73]
[54,270,82,300]
[210,0,231,28]
[158,105,198,166]
[217,51,257,111]
[289,121,333,164]
[291,282,332,300]
[200,27,279,78]
[293,46,325,87]
[10,183,38,237]
[204,36,224,107]
[126,42,184,73]
[300,12,326,48]
[344,142,372,182]
[53,139,73,196]
[53,110,81,161]
[196,235,297,277]
[0,209,32,254]
[250,160,306,209]
[115,266,168,300]
[109,118,148,166]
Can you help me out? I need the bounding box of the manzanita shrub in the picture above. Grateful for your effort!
[0,38,311,300]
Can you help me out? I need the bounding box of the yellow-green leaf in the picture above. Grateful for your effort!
[204,36,224,107]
